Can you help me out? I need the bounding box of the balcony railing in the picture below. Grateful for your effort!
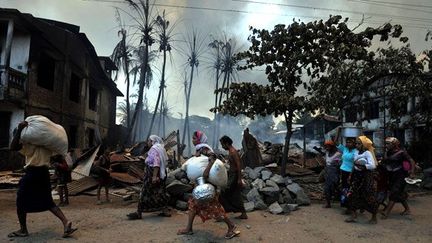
[0,66,27,100]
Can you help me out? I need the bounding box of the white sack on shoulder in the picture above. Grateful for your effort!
[20,115,68,155]
[183,155,227,188]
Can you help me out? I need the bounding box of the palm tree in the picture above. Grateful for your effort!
[214,37,240,149]
[123,0,156,144]
[181,30,206,156]
[208,38,223,148]
[127,45,157,143]
[147,10,176,138]
[111,9,132,129]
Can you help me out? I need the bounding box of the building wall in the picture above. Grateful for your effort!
[0,102,24,145]
[9,31,30,73]
[1,14,120,151]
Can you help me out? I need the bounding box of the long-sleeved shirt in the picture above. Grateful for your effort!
[354,150,376,171]
[145,147,161,167]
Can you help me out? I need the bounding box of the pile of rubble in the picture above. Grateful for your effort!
[164,164,311,215]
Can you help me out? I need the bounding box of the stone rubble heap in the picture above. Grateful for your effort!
[165,165,311,215]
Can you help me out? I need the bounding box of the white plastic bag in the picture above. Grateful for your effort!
[20,115,68,155]
[182,155,228,188]
[208,160,228,188]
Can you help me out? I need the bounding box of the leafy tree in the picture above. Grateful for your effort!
[214,16,403,175]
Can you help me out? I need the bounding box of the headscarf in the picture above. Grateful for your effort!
[193,130,214,153]
[358,135,377,166]
[194,130,208,144]
[385,137,400,148]
[324,140,335,147]
[149,135,168,179]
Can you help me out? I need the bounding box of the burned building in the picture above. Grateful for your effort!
[0,8,122,151]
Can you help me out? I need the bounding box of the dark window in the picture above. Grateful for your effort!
[390,99,408,117]
[89,86,98,111]
[0,112,11,147]
[69,73,80,103]
[365,101,380,120]
[37,53,55,90]
[345,106,357,123]
[69,125,78,148]
[87,128,95,147]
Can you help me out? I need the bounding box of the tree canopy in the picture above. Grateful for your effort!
[212,15,408,175]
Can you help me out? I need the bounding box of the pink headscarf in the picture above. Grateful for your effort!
[194,131,213,153]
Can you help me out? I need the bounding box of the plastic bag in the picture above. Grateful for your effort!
[182,155,228,187]
[20,115,68,155]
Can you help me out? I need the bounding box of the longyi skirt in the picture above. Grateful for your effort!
[17,166,56,213]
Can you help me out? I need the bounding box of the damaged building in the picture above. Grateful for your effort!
[0,8,122,153]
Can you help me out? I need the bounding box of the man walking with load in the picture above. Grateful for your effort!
[8,117,77,238]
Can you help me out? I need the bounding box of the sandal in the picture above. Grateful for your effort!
[63,222,77,238]
[177,229,194,235]
[127,212,142,220]
[225,226,240,239]
[8,230,29,238]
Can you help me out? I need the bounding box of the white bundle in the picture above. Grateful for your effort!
[182,155,228,188]
[20,115,68,155]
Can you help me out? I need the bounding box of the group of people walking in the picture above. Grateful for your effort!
[7,118,417,239]
[320,127,416,224]
[126,130,245,239]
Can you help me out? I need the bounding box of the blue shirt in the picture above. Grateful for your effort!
[337,144,357,172]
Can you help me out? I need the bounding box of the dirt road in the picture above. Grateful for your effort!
[1,190,431,243]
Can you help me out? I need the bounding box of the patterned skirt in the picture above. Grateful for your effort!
[348,170,378,214]
[323,166,340,201]
[189,195,226,222]
[138,165,170,212]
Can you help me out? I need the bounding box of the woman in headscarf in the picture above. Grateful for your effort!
[345,136,378,224]
[321,140,342,208]
[127,135,170,220]
[177,131,240,239]
[381,137,416,219]
[192,130,213,156]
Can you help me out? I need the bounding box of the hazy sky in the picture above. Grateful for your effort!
[1,0,431,120]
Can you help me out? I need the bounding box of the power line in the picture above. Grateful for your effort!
[232,0,432,24]
[80,0,431,30]
[348,0,432,15]
[348,0,432,9]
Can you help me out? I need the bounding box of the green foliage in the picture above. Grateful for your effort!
[214,15,403,120]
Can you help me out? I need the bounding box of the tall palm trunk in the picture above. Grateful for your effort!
[212,66,221,148]
[147,47,167,138]
[182,64,195,156]
[214,69,229,150]
[126,45,149,144]
[122,40,131,129]
[124,0,152,144]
